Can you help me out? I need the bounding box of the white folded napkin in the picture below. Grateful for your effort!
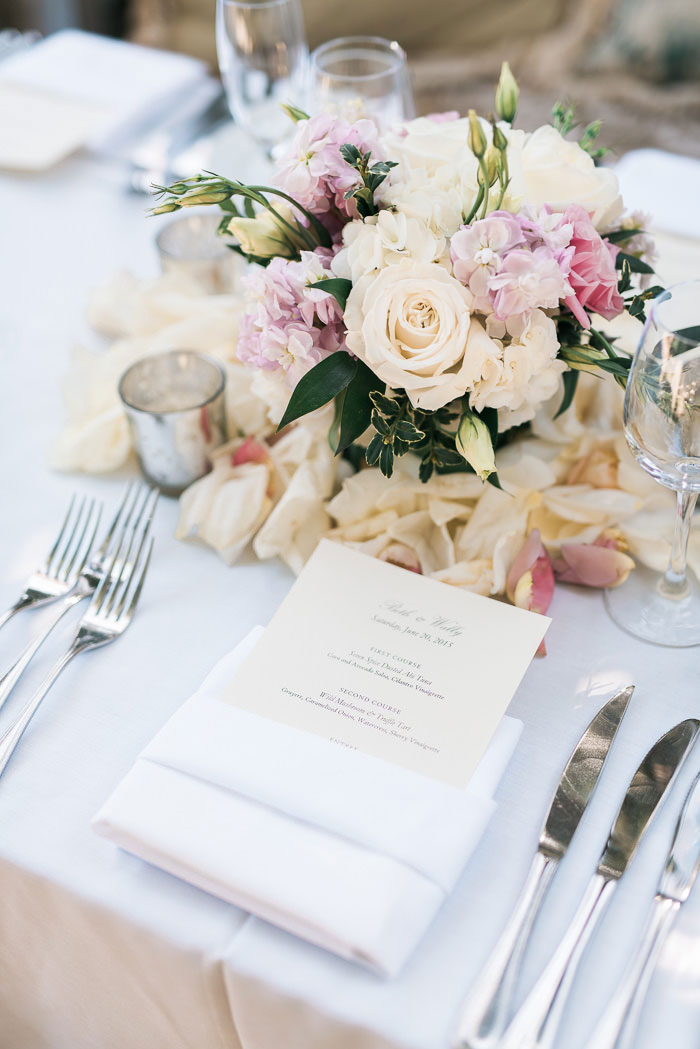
[93,628,522,976]
[0,29,207,170]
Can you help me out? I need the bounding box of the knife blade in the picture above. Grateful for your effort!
[587,770,700,1049]
[500,717,700,1049]
[452,685,634,1049]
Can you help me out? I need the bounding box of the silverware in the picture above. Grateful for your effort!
[452,686,634,1049]
[500,718,700,1049]
[0,495,101,633]
[0,485,157,713]
[0,506,155,778]
[586,770,700,1049]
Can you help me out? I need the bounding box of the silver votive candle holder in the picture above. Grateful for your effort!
[155,212,240,294]
[119,350,227,496]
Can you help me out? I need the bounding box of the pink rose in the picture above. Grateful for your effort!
[562,204,624,328]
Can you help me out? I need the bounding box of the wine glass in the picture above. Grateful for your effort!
[308,36,415,127]
[605,280,700,646]
[216,0,308,154]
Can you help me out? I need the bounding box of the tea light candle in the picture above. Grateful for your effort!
[119,350,227,495]
[156,212,241,294]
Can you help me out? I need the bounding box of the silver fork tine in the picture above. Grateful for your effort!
[60,498,98,582]
[43,495,76,574]
[102,489,157,618]
[119,537,154,621]
[113,515,155,620]
[90,524,130,616]
[53,496,86,580]
[94,482,134,560]
[76,505,102,576]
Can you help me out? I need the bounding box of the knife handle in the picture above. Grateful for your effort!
[452,852,557,1049]
[584,895,678,1049]
[500,872,615,1049]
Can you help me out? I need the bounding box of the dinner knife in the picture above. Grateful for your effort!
[586,770,700,1049]
[452,685,634,1049]
[499,717,700,1049]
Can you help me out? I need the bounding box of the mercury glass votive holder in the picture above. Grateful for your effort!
[155,212,240,294]
[119,350,227,496]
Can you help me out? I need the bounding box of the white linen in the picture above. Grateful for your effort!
[615,149,700,239]
[0,141,700,1049]
[94,627,523,975]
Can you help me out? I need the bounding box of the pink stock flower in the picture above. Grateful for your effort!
[274,113,381,221]
[489,246,571,320]
[560,204,624,328]
[449,211,524,309]
[553,533,634,588]
[237,250,347,388]
[506,529,555,655]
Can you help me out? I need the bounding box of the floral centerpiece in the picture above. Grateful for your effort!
[152,64,659,493]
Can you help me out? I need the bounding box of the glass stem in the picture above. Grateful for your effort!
[660,489,698,599]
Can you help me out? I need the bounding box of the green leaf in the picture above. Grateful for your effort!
[277,352,357,431]
[419,458,434,483]
[339,143,363,166]
[243,197,256,219]
[487,472,503,490]
[369,391,401,416]
[281,102,310,123]
[605,228,642,244]
[615,251,654,275]
[313,278,353,310]
[333,360,382,453]
[366,433,383,466]
[371,410,391,436]
[555,368,579,418]
[394,420,425,444]
[379,443,394,478]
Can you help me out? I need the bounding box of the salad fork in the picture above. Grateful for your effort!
[0,495,101,633]
[0,484,157,714]
[0,512,155,777]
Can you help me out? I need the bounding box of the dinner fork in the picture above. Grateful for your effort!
[0,496,102,633]
[0,484,158,714]
[0,515,155,777]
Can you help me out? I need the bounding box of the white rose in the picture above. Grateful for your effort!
[381,120,526,236]
[331,210,447,284]
[469,308,566,427]
[344,260,499,411]
[521,125,622,229]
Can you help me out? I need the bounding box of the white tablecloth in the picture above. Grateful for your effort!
[2,145,700,1049]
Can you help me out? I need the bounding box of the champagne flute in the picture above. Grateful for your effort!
[216,0,308,154]
[308,36,414,127]
[605,280,700,646]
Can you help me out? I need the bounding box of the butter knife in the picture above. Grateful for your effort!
[500,717,700,1049]
[452,685,634,1049]
[586,770,700,1049]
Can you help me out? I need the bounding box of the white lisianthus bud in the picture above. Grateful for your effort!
[468,109,487,159]
[456,409,496,480]
[495,61,519,124]
[228,205,305,259]
[180,190,231,206]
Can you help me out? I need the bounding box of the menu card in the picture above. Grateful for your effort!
[221,541,548,787]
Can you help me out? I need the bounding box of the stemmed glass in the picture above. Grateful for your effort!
[605,280,700,646]
[308,36,415,127]
[216,0,308,155]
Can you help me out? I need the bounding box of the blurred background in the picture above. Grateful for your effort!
[4,0,700,157]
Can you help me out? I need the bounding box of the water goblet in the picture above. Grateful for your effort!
[216,0,308,155]
[308,35,414,127]
[605,280,700,646]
